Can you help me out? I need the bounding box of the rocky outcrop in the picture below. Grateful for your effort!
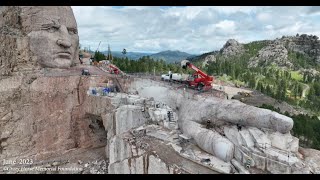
[131,79,294,134]
[107,132,182,174]
[282,34,320,64]
[223,125,306,174]
[299,148,320,174]
[248,41,292,68]
[247,34,320,68]
[126,78,319,174]
[196,34,320,72]
[202,55,216,68]
[220,39,245,58]
[107,125,223,174]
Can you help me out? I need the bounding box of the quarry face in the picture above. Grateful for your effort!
[1,6,320,174]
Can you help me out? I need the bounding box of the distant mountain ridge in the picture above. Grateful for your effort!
[149,50,196,63]
[101,51,152,60]
[104,50,196,63]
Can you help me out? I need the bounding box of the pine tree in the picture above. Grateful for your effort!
[308,85,315,101]
[266,84,272,96]
[94,51,106,61]
[293,82,299,99]
[281,79,287,100]
[298,84,303,98]
[314,82,320,96]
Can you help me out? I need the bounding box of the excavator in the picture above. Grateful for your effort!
[181,60,214,91]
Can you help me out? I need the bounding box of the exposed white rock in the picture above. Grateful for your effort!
[108,153,173,174]
[103,105,147,137]
[108,158,131,174]
[148,155,170,174]
[248,41,292,68]
[248,127,272,149]
[266,158,290,174]
[231,159,250,174]
[202,55,216,67]
[102,78,320,174]
[266,131,299,153]
[181,120,234,162]
[109,136,133,164]
[130,80,294,134]
[183,144,233,174]
[239,128,255,148]
[297,148,320,174]
[148,107,169,122]
[178,98,293,134]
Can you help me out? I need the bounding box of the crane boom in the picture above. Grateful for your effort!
[96,41,101,52]
[181,60,213,81]
[181,60,214,91]
[187,62,213,81]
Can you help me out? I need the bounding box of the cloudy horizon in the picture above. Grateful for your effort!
[72,6,320,55]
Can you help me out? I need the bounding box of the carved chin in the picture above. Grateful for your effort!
[53,58,73,68]
[38,58,73,68]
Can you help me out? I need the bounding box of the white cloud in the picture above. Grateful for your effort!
[257,13,272,22]
[265,25,273,30]
[215,20,236,34]
[203,20,236,37]
[210,6,258,15]
[71,6,320,54]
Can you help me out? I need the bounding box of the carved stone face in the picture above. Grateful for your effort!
[25,7,79,68]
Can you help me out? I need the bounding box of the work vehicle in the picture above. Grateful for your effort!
[82,69,90,76]
[181,60,214,91]
[161,73,183,82]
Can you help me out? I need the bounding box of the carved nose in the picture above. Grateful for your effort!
[56,39,72,48]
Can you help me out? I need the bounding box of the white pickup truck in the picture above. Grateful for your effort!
[161,73,183,82]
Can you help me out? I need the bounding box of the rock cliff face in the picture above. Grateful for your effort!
[0,75,113,160]
[124,79,320,174]
[248,41,291,68]
[202,55,216,68]
[0,7,38,76]
[220,39,245,58]
[248,34,320,68]
[282,34,320,64]
[194,34,320,73]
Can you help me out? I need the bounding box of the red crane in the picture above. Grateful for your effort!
[181,60,214,91]
[108,64,123,75]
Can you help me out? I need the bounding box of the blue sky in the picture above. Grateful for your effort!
[72,6,320,54]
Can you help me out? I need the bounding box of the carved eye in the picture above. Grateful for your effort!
[47,26,59,33]
[42,24,60,33]
[68,28,78,35]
